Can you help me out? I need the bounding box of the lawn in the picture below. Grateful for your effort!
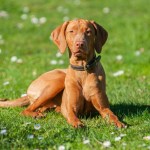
[0,0,150,149]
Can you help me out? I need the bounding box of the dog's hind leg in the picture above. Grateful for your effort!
[22,80,65,118]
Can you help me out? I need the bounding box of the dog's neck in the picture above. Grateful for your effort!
[69,50,95,66]
[69,52,101,71]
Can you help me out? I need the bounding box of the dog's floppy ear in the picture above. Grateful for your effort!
[90,21,108,53]
[51,21,69,54]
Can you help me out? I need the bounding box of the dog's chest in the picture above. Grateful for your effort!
[76,72,100,101]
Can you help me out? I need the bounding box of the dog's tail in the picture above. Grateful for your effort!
[0,96,30,107]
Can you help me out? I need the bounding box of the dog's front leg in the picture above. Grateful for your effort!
[63,80,84,128]
[91,92,125,128]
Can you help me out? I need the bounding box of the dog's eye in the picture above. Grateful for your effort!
[86,30,92,35]
[69,30,74,33]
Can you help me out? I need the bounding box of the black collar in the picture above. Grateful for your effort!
[70,55,101,71]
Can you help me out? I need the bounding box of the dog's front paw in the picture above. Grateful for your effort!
[68,119,85,128]
[114,120,126,128]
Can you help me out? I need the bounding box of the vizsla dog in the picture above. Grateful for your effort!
[0,19,125,128]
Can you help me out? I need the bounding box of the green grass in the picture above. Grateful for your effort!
[0,0,150,149]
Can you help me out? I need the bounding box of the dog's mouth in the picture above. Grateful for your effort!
[73,48,88,57]
[69,46,88,59]
[73,51,82,57]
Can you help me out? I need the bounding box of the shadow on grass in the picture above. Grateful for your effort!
[110,103,150,127]
[84,103,149,127]
[86,103,149,118]
[111,103,150,117]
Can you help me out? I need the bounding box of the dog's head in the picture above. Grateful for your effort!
[51,19,108,60]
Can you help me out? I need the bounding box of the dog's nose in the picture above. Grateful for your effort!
[76,41,84,48]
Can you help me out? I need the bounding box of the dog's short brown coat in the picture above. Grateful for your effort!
[0,19,125,128]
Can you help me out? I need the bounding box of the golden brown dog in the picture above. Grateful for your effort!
[0,19,125,128]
